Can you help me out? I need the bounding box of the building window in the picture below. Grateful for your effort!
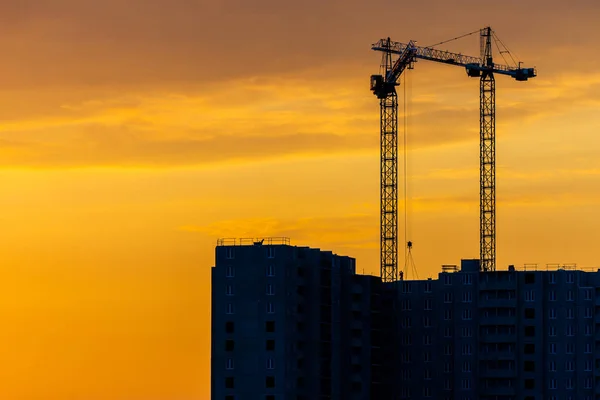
[267,247,275,259]
[461,327,472,337]
[226,303,234,314]
[225,396,234,400]
[524,343,535,354]
[424,351,431,362]
[265,396,275,400]
[402,317,412,328]
[566,361,574,371]
[444,310,453,320]
[444,293,453,303]
[584,377,592,389]
[402,334,412,345]
[462,344,472,355]
[585,325,592,335]
[585,289,592,300]
[548,326,555,336]
[424,369,432,380]
[226,358,234,370]
[423,387,432,397]
[402,299,412,311]
[461,378,471,390]
[444,344,453,356]
[266,302,275,314]
[266,284,274,296]
[462,309,472,320]
[226,266,235,278]
[266,321,275,333]
[549,272,556,283]
[402,282,412,294]
[462,361,471,372]
[524,308,535,319]
[548,290,556,301]
[266,265,275,277]
[525,326,535,337]
[565,377,573,389]
[462,291,472,303]
[549,309,556,319]
[425,282,432,292]
[585,343,592,353]
[402,369,412,380]
[425,299,432,311]
[226,284,234,296]
[549,378,557,389]
[566,325,574,336]
[525,290,535,302]
[444,363,452,373]
[265,376,275,388]
[585,307,592,318]
[567,309,574,319]
[585,359,593,371]
[266,339,275,351]
[266,358,275,369]
[463,274,472,285]
[524,379,534,389]
[225,340,235,351]
[566,272,574,283]
[567,290,574,301]
[225,248,234,259]
[549,360,556,371]
[549,343,557,354]
[566,343,574,353]
[444,274,452,285]
[225,322,234,334]
[225,377,235,388]
[423,317,431,328]
[423,335,431,345]
[444,327,452,337]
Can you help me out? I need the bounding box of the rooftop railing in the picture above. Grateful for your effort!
[217,237,291,246]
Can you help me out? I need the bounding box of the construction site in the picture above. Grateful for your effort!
[211,27,600,400]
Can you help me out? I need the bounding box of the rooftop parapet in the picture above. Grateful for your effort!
[217,237,291,247]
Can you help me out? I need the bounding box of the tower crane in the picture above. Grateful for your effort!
[370,27,536,280]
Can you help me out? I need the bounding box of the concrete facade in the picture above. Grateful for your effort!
[211,239,391,400]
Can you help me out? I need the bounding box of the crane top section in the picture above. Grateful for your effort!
[370,27,536,99]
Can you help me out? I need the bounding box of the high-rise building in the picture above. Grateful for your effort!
[396,259,599,400]
[211,238,393,400]
[211,237,600,400]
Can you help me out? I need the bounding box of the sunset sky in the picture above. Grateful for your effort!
[1,0,600,399]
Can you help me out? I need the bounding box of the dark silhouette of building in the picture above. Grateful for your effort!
[211,238,393,400]
[211,238,600,400]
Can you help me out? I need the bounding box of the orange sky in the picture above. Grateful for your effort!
[1,1,600,399]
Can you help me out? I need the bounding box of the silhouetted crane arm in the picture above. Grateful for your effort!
[372,39,536,82]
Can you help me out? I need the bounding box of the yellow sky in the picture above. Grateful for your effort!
[1,0,600,398]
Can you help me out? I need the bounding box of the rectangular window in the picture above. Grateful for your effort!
[585,325,592,335]
[585,289,592,300]
[423,317,431,327]
[225,247,234,259]
[402,282,412,294]
[226,266,235,278]
[423,387,432,397]
[549,309,557,319]
[443,274,452,285]
[225,376,235,389]
[548,290,556,301]
[525,326,535,337]
[266,302,275,314]
[444,310,453,320]
[225,321,234,334]
[444,378,452,390]
[226,358,234,370]
[585,343,592,353]
[265,376,275,388]
[266,321,275,333]
[424,369,432,380]
[266,284,274,296]
[567,290,574,301]
[566,361,574,371]
[462,361,471,372]
[266,358,275,369]
[424,281,432,292]
[565,377,573,389]
[585,307,592,318]
[548,326,555,336]
[226,284,234,296]
[266,339,275,351]
[461,378,471,390]
[525,290,535,302]
[425,299,432,310]
[525,308,535,319]
[444,292,453,303]
[444,327,452,337]
[549,343,557,354]
[423,335,431,345]
[566,272,574,283]
[402,299,412,311]
[549,272,556,284]
[462,327,472,338]
[444,344,453,356]
[462,291,472,303]
[462,309,472,320]
[549,378,557,390]
[584,377,592,389]
[424,351,431,362]
[266,265,275,277]
[444,363,452,373]
[566,343,574,353]
[225,339,235,351]
[549,360,556,372]
[585,359,593,371]
[567,308,574,319]
[463,274,472,285]
[566,325,574,336]
[267,247,275,259]
[402,317,412,328]
[226,303,234,314]
[462,344,472,355]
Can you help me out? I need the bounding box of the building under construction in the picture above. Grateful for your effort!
[211,238,600,400]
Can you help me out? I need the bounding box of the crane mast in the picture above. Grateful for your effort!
[371,27,535,277]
